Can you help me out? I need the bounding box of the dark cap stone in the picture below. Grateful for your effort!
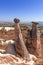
[32,22,38,24]
[14,18,20,23]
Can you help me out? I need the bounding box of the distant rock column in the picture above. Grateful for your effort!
[32,22,41,56]
[14,18,30,61]
[32,22,38,50]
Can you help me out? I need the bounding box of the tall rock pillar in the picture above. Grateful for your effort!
[32,22,41,56]
[14,18,30,61]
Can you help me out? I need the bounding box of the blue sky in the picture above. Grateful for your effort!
[0,0,43,22]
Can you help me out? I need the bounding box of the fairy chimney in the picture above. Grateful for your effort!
[14,18,30,61]
[32,22,38,49]
[32,22,41,56]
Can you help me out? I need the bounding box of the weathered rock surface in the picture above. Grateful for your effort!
[14,18,30,60]
[0,53,37,65]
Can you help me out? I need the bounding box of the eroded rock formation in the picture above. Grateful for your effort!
[14,18,30,61]
[31,22,43,65]
[0,18,42,65]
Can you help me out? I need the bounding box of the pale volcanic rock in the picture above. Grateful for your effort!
[5,27,14,31]
[0,39,37,65]
[5,40,15,44]
[0,53,37,65]
[0,27,14,31]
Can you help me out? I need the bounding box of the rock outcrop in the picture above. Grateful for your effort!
[14,18,30,61]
